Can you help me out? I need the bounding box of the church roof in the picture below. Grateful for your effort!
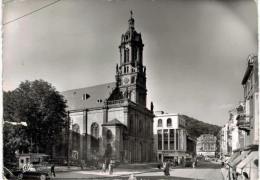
[102,119,126,127]
[61,82,116,111]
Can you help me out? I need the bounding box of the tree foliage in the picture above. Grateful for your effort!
[3,79,67,158]
[180,115,221,138]
[3,123,30,166]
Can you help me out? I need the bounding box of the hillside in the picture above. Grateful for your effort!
[180,115,221,138]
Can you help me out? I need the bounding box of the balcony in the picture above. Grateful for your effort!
[236,115,250,131]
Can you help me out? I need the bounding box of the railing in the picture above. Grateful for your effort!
[106,98,129,106]
[237,119,251,131]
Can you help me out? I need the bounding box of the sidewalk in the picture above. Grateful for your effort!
[220,168,228,180]
[55,166,82,172]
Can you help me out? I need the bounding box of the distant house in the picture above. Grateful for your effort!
[153,112,189,163]
[196,134,217,157]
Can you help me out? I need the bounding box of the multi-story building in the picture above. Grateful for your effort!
[237,55,259,146]
[196,134,217,157]
[233,55,258,180]
[229,106,246,152]
[61,12,154,163]
[220,124,229,157]
[153,112,187,163]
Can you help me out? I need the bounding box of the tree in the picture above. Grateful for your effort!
[3,79,67,158]
[3,123,30,166]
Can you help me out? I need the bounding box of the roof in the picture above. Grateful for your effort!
[102,119,126,127]
[241,55,257,85]
[61,82,116,110]
[154,113,179,117]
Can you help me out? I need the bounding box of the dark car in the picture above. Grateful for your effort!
[3,167,19,180]
[12,170,50,180]
[184,158,193,167]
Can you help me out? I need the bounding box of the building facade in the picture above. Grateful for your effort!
[234,55,259,180]
[153,112,187,163]
[220,123,230,157]
[196,134,217,157]
[237,55,259,147]
[61,13,154,163]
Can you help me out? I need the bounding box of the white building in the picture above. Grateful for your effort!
[153,112,187,163]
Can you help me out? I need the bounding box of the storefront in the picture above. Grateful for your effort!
[157,150,187,165]
[227,150,251,180]
[236,151,258,180]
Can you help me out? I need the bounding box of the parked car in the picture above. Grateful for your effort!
[185,158,193,167]
[3,167,19,180]
[12,170,51,180]
[5,166,51,180]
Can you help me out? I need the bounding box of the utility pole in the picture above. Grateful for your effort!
[67,111,70,168]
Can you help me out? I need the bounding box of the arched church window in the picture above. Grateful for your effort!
[139,120,142,131]
[158,119,162,127]
[72,123,80,134]
[131,76,135,83]
[125,48,129,62]
[106,130,112,141]
[167,118,172,127]
[91,123,99,138]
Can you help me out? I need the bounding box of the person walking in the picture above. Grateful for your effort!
[51,164,55,177]
[128,174,137,180]
[102,162,106,173]
[165,161,170,176]
[108,161,113,175]
[163,161,170,176]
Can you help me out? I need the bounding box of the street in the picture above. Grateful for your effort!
[53,160,223,180]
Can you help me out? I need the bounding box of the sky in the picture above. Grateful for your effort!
[3,0,257,126]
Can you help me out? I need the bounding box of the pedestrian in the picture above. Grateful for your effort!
[165,161,170,176]
[102,162,106,173]
[163,161,170,176]
[51,164,55,177]
[128,174,137,180]
[108,161,113,175]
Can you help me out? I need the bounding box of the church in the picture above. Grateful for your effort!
[61,12,154,163]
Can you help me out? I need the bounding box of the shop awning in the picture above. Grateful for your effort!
[227,152,240,164]
[228,150,250,168]
[236,151,258,174]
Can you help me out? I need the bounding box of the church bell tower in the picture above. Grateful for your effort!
[115,11,147,107]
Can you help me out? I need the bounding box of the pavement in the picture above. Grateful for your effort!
[220,167,229,180]
[51,160,223,180]
[55,166,82,172]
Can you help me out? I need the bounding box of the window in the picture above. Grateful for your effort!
[72,124,80,133]
[163,129,168,150]
[125,48,129,62]
[21,159,24,164]
[91,123,99,138]
[167,118,172,127]
[82,93,90,100]
[176,129,179,150]
[139,120,142,131]
[170,129,174,150]
[158,130,162,150]
[158,119,162,127]
[106,130,112,141]
[72,150,78,160]
[131,76,135,83]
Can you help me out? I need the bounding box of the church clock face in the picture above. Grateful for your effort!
[123,77,129,84]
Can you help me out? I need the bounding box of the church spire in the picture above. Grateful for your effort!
[128,10,135,30]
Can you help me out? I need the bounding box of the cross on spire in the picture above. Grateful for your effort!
[130,10,133,18]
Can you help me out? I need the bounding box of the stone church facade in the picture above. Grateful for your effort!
[61,13,154,163]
